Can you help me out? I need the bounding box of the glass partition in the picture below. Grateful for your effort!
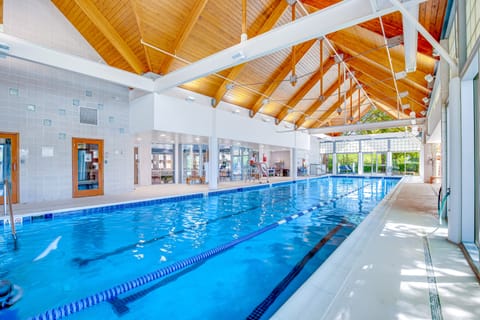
[181,144,208,184]
[151,144,174,184]
[363,152,387,174]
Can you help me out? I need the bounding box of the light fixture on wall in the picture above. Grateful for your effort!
[185,96,195,102]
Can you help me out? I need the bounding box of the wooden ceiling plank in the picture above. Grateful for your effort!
[276,57,336,123]
[363,87,409,118]
[211,0,288,108]
[73,0,145,74]
[295,65,346,128]
[308,85,357,129]
[129,0,152,71]
[329,30,431,93]
[159,0,209,75]
[357,72,425,115]
[250,39,317,117]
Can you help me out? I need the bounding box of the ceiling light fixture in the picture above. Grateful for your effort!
[399,91,409,98]
[420,110,427,116]
[336,107,342,115]
[422,96,430,104]
[394,71,407,80]
[401,103,410,110]
[424,73,434,82]
[226,83,235,90]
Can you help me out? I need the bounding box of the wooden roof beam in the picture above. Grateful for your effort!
[249,39,316,117]
[73,0,145,74]
[275,56,336,124]
[212,0,288,108]
[308,85,358,129]
[295,66,349,128]
[357,74,424,116]
[129,0,152,71]
[329,32,430,95]
[159,0,209,75]
[346,57,429,107]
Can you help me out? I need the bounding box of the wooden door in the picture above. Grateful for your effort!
[72,138,104,197]
[0,132,19,204]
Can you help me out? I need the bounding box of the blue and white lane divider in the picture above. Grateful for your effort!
[29,183,369,320]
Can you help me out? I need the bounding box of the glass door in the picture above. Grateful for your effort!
[72,138,104,197]
[0,132,19,204]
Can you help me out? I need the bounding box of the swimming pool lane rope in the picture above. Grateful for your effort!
[73,184,321,266]
[29,182,371,320]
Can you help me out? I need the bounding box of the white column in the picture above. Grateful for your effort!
[387,151,392,175]
[461,79,475,242]
[358,152,363,175]
[291,148,297,179]
[447,77,462,243]
[173,141,179,184]
[208,109,219,190]
[419,143,425,181]
[332,153,337,175]
[138,137,152,186]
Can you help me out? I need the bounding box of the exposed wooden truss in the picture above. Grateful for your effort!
[51,0,447,134]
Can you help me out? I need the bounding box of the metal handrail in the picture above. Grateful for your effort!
[3,179,16,239]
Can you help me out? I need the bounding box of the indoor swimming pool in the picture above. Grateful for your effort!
[0,176,399,319]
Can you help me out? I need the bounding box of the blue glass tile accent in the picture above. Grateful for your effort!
[58,109,66,116]
[8,88,18,96]
[58,133,66,140]
[85,90,92,97]
[27,104,36,111]
[43,119,52,126]
[97,103,104,110]
[73,99,80,106]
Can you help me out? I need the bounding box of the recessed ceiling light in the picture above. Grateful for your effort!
[262,117,271,122]
[185,96,195,102]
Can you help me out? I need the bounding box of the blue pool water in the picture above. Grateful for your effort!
[0,176,399,319]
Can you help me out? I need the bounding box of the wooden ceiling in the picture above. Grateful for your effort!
[51,0,448,131]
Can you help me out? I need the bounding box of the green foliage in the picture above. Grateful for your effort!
[344,109,405,135]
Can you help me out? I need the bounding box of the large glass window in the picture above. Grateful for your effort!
[392,152,420,175]
[363,152,387,174]
[181,144,208,184]
[151,144,174,184]
[337,153,359,174]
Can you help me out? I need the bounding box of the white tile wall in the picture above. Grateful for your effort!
[0,58,133,203]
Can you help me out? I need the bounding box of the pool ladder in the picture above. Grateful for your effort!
[3,179,17,240]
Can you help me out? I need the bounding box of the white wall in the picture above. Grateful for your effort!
[0,58,133,202]
[130,91,311,150]
[3,0,103,62]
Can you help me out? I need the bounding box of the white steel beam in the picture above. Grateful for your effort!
[154,0,426,92]
[389,0,458,73]
[308,118,425,134]
[0,33,155,92]
[402,3,419,72]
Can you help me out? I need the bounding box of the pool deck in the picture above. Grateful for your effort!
[2,176,480,319]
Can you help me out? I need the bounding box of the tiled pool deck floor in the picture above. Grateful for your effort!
[2,177,480,319]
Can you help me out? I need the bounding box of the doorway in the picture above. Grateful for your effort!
[0,132,19,204]
[72,138,104,197]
